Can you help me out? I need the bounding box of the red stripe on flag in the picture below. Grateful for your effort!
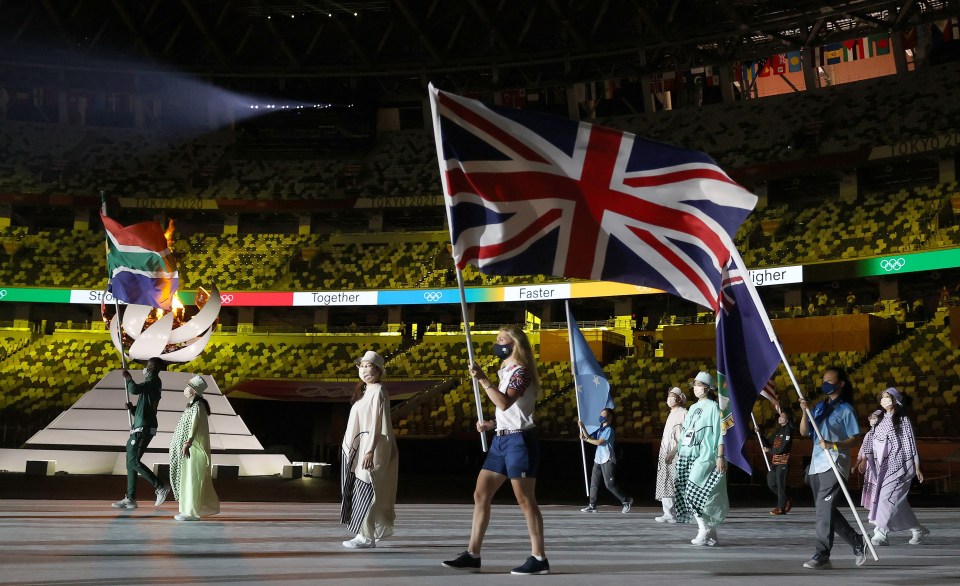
[456,208,564,267]
[632,227,718,311]
[101,213,169,252]
[439,94,550,165]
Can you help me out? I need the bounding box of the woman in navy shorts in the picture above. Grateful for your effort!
[442,325,549,575]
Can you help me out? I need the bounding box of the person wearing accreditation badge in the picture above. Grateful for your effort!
[442,325,549,576]
[799,366,867,570]
[578,408,633,514]
[670,372,728,547]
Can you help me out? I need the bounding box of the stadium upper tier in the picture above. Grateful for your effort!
[1,61,959,202]
[1,178,958,290]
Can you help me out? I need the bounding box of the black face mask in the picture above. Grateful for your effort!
[492,343,513,360]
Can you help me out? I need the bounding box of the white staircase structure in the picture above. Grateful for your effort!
[0,370,290,476]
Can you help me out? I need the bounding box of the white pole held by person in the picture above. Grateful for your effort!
[730,247,879,562]
[565,300,591,497]
[751,412,772,472]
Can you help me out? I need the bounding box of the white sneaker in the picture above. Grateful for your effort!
[909,527,930,545]
[655,515,676,523]
[174,514,199,521]
[621,498,633,514]
[111,498,137,510]
[155,485,170,507]
[703,527,719,547]
[871,531,888,546]
[690,531,708,546]
[342,535,375,549]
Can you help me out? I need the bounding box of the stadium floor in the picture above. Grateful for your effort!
[1,499,958,585]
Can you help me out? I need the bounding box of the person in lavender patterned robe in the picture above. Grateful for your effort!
[856,409,881,508]
[856,388,929,546]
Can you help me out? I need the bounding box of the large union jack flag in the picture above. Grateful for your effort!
[428,84,758,311]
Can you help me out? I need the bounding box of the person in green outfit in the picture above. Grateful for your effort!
[672,371,729,547]
[169,374,220,521]
[111,357,169,510]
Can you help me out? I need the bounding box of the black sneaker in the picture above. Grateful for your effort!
[442,551,481,572]
[803,554,832,569]
[511,556,550,575]
[853,535,867,566]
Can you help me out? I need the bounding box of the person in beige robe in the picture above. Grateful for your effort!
[169,375,220,521]
[340,351,399,548]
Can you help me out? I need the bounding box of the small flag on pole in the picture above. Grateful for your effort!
[569,312,614,435]
[760,380,781,413]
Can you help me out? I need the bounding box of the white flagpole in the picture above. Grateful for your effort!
[454,268,489,453]
[427,83,487,452]
[729,247,878,561]
[750,412,772,472]
[565,300,591,497]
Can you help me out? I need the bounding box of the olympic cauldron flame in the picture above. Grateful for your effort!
[108,285,221,363]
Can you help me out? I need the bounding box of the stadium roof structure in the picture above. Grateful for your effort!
[1,1,957,100]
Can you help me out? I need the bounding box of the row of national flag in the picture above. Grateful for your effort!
[429,84,782,474]
[742,34,894,84]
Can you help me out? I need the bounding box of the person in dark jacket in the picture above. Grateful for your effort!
[763,410,794,515]
[111,357,169,510]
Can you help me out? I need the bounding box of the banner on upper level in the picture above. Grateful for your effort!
[4,248,960,307]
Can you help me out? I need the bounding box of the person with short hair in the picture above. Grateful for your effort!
[655,386,687,523]
[764,410,794,515]
[578,408,632,514]
[799,366,867,570]
[340,350,399,548]
[442,325,549,575]
[673,372,728,546]
[111,357,169,510]
[857,388,929,546]
[169,375,220,521]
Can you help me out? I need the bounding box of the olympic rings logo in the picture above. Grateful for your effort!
[0,290,7,299]
[423,291,443,302]
[879,258,906,272]
[220,294,235,304]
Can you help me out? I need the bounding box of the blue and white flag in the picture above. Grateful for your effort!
[570,312,614,435]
